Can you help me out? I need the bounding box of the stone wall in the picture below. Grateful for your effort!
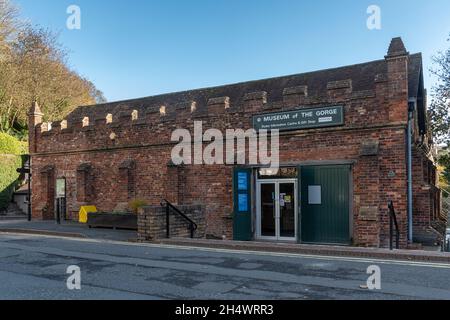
[137,205,205,242]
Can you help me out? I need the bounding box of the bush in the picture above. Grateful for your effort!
[128,199,148,214]
[0,132,21,154]
[0,155,23,211]
[0,133,27,210]
[0,132,28,155]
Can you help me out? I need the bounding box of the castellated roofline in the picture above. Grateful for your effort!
[35,81,373,136]
[33,37,423,137]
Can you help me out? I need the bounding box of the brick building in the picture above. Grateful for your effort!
[28,38,447,248]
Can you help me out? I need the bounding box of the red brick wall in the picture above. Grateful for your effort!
[138,205,205,241]
[28,52,435,248]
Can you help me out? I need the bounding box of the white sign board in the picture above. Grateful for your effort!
[308,186,322,205]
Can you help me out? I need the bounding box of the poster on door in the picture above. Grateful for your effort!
[238,193,248,212]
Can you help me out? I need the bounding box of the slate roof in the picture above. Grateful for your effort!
[66,39,424,122]
[408,53,423,98]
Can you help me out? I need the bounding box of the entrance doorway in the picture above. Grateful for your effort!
[256,180,297,241]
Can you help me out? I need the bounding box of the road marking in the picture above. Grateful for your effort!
[141,244,450,269]
[1,232,450,269]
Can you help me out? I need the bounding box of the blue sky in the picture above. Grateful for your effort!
[14,0,450,102]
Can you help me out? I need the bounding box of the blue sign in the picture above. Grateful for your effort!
[237,172,248,191]
[238,194,249,212]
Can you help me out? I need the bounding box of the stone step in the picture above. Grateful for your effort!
[2,203,26,217]
[4,210,25,215]
[0,215,27,221]
[414,226,444,246]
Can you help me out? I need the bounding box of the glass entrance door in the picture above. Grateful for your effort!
[279,182,296,239]
[260,183,276,237]
[257,180,297,241]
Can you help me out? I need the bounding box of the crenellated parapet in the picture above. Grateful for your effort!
[29,51,418,155]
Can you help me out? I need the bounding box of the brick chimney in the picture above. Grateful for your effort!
[386,37,409,58]
[385,37,410,122]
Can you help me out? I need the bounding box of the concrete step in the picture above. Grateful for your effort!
[4,211,25,216]
[0,203,27,220]
[6,202,24,213]
[414,227,444,246]
[0,215,27,221]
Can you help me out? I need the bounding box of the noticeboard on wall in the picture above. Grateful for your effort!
[308,185,322,205]
[237,172,248,191]
[238,194,249,212]
[233,168,252,241]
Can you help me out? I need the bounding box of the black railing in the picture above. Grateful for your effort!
[160,199,198,239]
[443,231,450,252]
[388,201,400,250]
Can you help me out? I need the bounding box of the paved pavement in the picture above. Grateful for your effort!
[2,220,449,263]
[157,238,450,263]
[0,233,449,300]
[0,220,136,242]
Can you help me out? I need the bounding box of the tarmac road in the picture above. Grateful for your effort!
[0,233,449,300]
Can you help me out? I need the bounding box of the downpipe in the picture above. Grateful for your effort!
[407,99,416,243]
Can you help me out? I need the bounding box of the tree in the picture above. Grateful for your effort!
[0,0,20,60]
[0,1,105,138]
[0,0,20,134]
[438,150,450,192]
[429,34,450,144]
[8,27,106,123]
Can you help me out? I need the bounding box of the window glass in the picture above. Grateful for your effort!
[258,167,298,180]
[56,179,66,198]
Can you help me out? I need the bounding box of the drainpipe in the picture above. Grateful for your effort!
[407,98,417,243]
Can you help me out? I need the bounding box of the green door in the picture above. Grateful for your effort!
[300,165,351,244]
[233,168,252,241]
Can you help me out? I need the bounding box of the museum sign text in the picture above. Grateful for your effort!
[253,106,344,132]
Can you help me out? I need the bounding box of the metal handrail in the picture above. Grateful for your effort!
[160,199,198,239]
[388,201,400,250]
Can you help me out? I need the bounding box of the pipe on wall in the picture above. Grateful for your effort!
[407,98,417,243]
